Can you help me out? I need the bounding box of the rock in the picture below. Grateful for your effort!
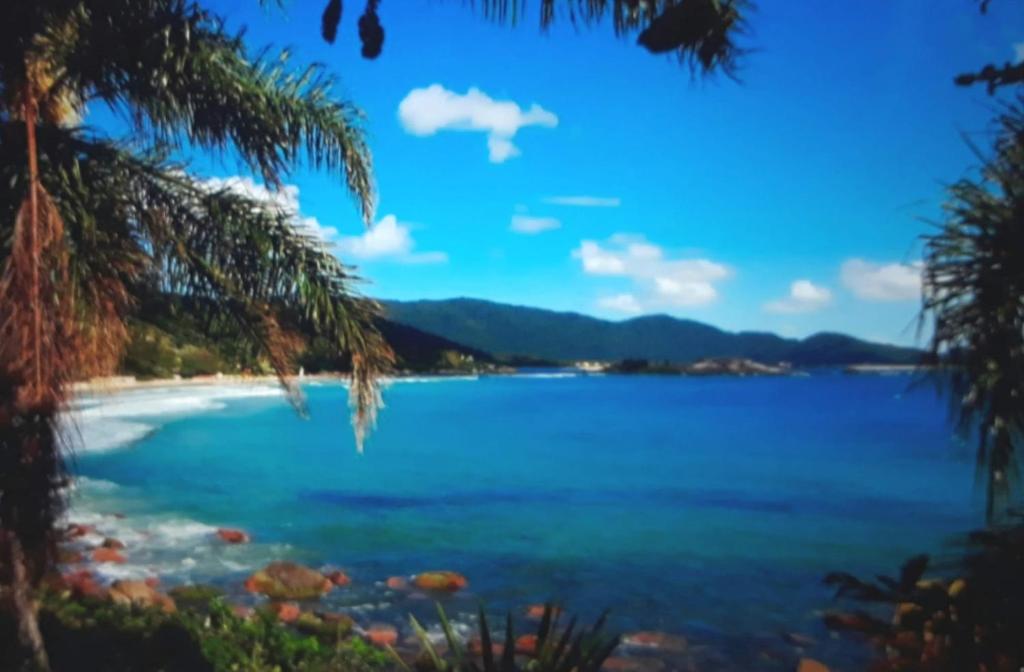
[108,580,176,613]
[65,523,95,539]
[326,570,351,587]
[267,602,301,623]
[144,577,160,588]
[216,528,250,544]
[413,571,468,592]
[622,631,687,652]
[61,570,105,599]
[797,659,830,672]
[515,634,538,655]
[386,576,408,590]
[101,537,125,550]
[468,638,504,657]
[365,624,398,648]
[57,548,84,564]
[602,658,645,672]
[525,604,562,620]
[244,561,332,600]
[92,547,126,564]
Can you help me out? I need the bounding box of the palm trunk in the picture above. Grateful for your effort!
[4,531,50,671]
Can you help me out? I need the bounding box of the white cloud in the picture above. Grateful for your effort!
[336,214,447,264]
[598,293,643,314]
[841,259,922,301]
[573,235,730,310]
[202,176,339,242]
[398,84,558,163]
[510,215,561,235]
[543,196,621,208]
[764,280,833,314]
[1014,42,1024,63]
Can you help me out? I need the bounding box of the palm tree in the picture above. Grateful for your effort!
[0,1,392,667]
[922,99,1024,523]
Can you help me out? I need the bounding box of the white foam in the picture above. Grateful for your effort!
[64,384,283,453]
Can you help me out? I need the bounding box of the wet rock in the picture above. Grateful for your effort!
[61,570,105,599]
[91,547,126,564]
[244,561,332,600]
[101,537,125,550]
[108,580,176,613]
[144,577,160,588]
[57,548,84,564]
[365,624,399,648]
[216,528,250,544]
[622,631,687,652]
[386,576,408,590]
[267,601,301,623]
[65,523,95,539]
[515,634,538,655]
[413,571,468,592]
[525,603,564,620]
[602,658,645,672]
[326,569,351,587]
[797,659,830,672]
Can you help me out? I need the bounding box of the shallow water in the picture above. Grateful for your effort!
[67,372,978,669]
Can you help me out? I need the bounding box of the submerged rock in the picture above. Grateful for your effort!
[108,580,176,613]
[216,528,250,544]
[622,631,687,652]
[386,576,408,590]
[244,561,332,600]
[413,571,468,592]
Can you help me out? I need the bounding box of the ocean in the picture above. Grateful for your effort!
[65,372,978,669]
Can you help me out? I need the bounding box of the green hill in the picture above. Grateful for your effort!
[382,298,923,367]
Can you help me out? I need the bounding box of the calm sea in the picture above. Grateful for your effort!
[67,372,979,669]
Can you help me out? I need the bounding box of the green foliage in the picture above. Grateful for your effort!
[1,593,393,672]
[398,603,619,672]
[823,523,1024,671]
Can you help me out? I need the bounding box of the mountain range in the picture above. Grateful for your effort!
[382,298,923,367]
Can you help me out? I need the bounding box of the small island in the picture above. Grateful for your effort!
[602,357,792,376]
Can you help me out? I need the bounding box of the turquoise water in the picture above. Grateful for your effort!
[68,372,977,669]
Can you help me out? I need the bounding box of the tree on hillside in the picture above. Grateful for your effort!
[0,1,393,667]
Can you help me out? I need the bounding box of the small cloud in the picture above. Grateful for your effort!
[764,280,833,314]
[510,215,561,235]
[543,196,621,208]
[841,259,922,301]
[398,84,558,163]
[202,176,338,242]
[573,235,730,309]
[337,214,447,264]
[598,293,643,314]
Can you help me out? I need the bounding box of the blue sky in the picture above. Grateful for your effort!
[92,1,1024,345]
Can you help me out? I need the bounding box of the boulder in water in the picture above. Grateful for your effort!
[92,547,126,564]
[101,537,125,550]
[217,528,250,544]
[244,561,332,600]
[413,571,468,592]
[797,660,830,672]
[386,576,408,590]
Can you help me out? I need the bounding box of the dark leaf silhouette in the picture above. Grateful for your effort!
[321,0,343,43]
